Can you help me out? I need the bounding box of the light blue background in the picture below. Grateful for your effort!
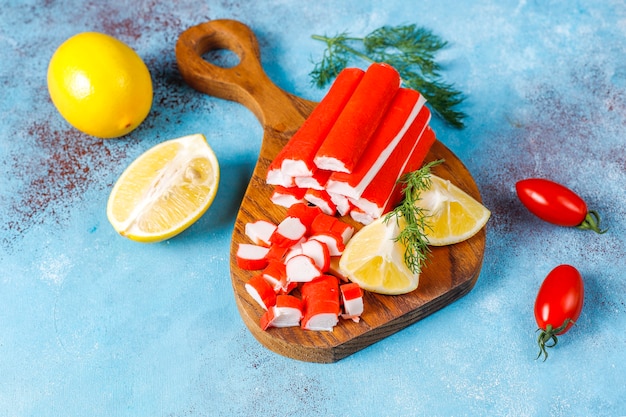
[1,1,625,416]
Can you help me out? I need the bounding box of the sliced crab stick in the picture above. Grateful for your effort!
[325,89,426,199]
[285,254,322,283]
[294,169,332,191]
[261,260,287,292]
[285,203,322,233]
[301,275,340,331]
[270,186,307,208]
[304,189,337,215]
[244,219,277,247]
[340,283,364,322]
[349,106,433,219]
[236,243,270,270]
[310,232,345,257]
[300,238,331,272]
[269,216,307,247]
[260,295,304,330]
[328,192,352,216]
[245,274,277,310]
[311,213,354,244]
[266,67,365,182]
[314,63,401,174]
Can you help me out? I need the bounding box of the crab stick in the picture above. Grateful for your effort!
[266,68,365,182]
[304,189,337,215]
[294,169,332,191]
[349,108,434,221]
[285,203,322,234]
[311,213,354,244]
[269,216,307,248]
[328,192,352,216]
[340,283,364,322]
[301,275,340,331]
[325,89,426,199]
[285,254,323,283]
[245,274,277,310]
[300,238,331,272]
[236,243,270,270]
[244,219,277,247]
[260,295,304,330]
[314,63,401,174]
[261,260,288,292]
[310,232,345,257]
[270,186,307,208]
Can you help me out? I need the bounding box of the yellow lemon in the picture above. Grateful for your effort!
[339,216,419,295]
[418,175,490,246]
[47,32,153,138]
[107,134,220,242]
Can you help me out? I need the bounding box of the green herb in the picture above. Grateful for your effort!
[310,24,466,128]
[384,159,443,274]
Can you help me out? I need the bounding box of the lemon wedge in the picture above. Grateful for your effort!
[339,216,419,295]
[418,175,490,246]
[107,133,219,242]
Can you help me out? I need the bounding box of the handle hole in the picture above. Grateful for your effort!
[202,49,240,69]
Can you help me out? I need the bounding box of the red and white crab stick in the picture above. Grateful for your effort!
[301,275,341,331]
[325,88,426,199]
[351,124,436,222]
[266,68,365,186]
[314,63,401,174]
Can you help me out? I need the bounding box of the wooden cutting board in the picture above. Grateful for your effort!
[176,19,486,363]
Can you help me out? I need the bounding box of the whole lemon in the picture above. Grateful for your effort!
[47,32,153,139]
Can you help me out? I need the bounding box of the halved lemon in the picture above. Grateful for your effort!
[107,133,220,242]
[418,175,490,246]
[339,216,419,295]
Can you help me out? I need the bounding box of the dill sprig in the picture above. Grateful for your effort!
[310,24,466,128]
[384,160,443,274]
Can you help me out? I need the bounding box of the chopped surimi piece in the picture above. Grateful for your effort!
[267,68,365,180]
[314,63,401,173]
[270,186,307,208]
[285,254,323,283]
[265,244,289,262]
[244,220,277,246]
[301,275,340,331]
[328,192,352,216]
[325,89,426,199]
[304,189,337,215]
[260,295,304,330]
[245,274,277,310]
[261,260,287,292]
[311,213,354,244]
[349,207,375,225]
[310,233,345,257]
[300,238,331,272]
[285,203,322,233]
[284,242,303,263]
[270,216,307,247]
[294,169,332,191]
[352,124,436,220]
[340,283,364,322]
[236,243,270,270]
[266,169,294,187]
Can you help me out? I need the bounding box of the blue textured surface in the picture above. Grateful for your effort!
[1,1,625,416]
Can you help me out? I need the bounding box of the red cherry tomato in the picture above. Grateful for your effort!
[515,178,606,233]
[534,264,584,361]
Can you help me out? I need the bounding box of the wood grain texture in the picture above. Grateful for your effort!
[176,19,486,363]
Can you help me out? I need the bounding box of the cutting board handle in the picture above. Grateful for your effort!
[176,19,306,130]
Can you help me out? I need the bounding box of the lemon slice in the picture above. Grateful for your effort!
[417,175,490,246]
[339,216,419,295]
[107,133,219,242]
